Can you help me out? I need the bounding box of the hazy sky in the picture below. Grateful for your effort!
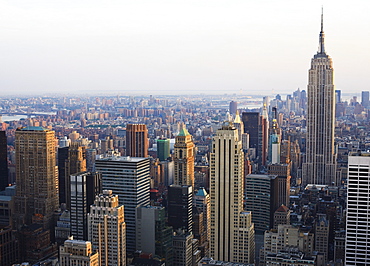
[1,0,369,96]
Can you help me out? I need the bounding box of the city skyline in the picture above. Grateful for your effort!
[1,1,370,95]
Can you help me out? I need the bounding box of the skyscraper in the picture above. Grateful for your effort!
[346,152,370,265]
[0,131,8,191]
[268,107,281,164]
[126,124,148,157]
[242,112,262,162]
[58,143,87,208]
[302,12,337,185]
[88,190,126,266]
[174,125,195,188]
[229,101,237,115]
[95,156,150,253]
[157,138,170,161]
[13,126,59,230]
[210,123,255,264]
[167,185,193,233]
[361,91,369,108]
[70,171,101,240]
[136,205,173,264]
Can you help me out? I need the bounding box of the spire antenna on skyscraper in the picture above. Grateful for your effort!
[319,7,325,55]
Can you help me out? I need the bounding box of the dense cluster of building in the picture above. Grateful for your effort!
[0,14,369,266]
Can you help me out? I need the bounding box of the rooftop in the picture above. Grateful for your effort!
[96,156,149,163]
[18,126,47,131]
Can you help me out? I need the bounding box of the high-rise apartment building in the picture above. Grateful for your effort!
[13,127,59,230]
[126,124,148,157]
[210,124,255,264]
[95,156,150,253]
[174,125,195,188]
[0,131,8,191]
[346,152,370,265]
[302,12,337,185]
[59,238,99,266]
[70,171,101,240]
[88,190,126,266]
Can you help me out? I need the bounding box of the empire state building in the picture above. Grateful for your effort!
[302,12,337,185]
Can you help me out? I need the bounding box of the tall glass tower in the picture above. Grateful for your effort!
[303,11,337,185]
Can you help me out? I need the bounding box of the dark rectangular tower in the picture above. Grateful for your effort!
[0,131,8,191]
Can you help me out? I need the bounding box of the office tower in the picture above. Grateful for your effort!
[229,101,238,115]
[346,152,370,265]
[193,207,205,244]
[59,238,99,266]
[362,91,369,107]
[174,125,195,188]
[88,190,126,266]
[95,156,150,253]
[261,104,269,166]
[0,131,8,191]
[136,206,173,264]
[157,138,170,161]
[335,90,341,104]
[194,188,210,254]
[245,174,276,233]
[315,214,329,262]
[86,148,97,172]
[13,127,59,230]
[58,143,87,207]
[242,112,262,162]
[58,146,69,205]
[126,124,148,157]
[168,185,193,233]
[210,124,255,264]
[302,12,337,185]
[70,172,102,240]
[268,107,281,164]
[172,231,193,266]
[267,164,291,210]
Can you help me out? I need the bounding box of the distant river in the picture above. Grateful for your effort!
[0,115,32,122]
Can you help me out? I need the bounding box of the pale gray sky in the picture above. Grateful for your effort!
[0,0,369,95]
